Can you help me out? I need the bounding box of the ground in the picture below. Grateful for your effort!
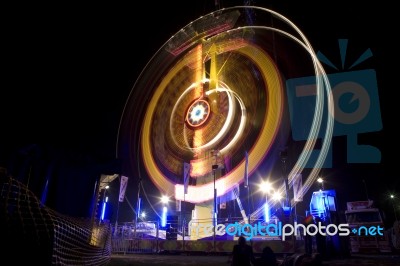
[108,253,400,266]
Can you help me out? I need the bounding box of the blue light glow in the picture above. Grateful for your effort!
[162,206,167,227]
[101,196,108,221]
[101,203,106,220]
[264,202,270,222]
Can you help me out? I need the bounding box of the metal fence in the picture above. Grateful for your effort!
[110,218,300,255]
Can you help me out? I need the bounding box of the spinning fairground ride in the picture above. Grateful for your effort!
[117,6,333,240]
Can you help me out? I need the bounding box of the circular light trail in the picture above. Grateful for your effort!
[118,6,334,216]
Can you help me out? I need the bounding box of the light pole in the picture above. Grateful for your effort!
[212,163,218,253]
[260,181,283,224]
[260,181,272,222]
[271,190,283,224]
[100,185,109,224]
[161,195,169,228]
[390,194,398,223]
[134,178,142,237]
[211,149,220,253]
[317,177,324,190]
[280,149,290,210]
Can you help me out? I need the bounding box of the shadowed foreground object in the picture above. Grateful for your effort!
[106,253,400,266]
[0,170,112,265]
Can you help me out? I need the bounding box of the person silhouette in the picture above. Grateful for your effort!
[231,236,256,266]
[255,246,278,266]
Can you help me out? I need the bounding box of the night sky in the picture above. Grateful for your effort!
[1,1,396,226]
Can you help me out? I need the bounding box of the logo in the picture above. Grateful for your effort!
[351,225,384,236]
[224,222,350,240]
[189,221,384,241]
[286,39,382,167]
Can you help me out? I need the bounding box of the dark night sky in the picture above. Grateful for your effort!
[1,1,396,225]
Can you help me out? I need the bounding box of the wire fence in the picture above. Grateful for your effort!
[0,172,112,265]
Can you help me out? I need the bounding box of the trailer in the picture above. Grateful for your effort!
[344,200,391,254]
